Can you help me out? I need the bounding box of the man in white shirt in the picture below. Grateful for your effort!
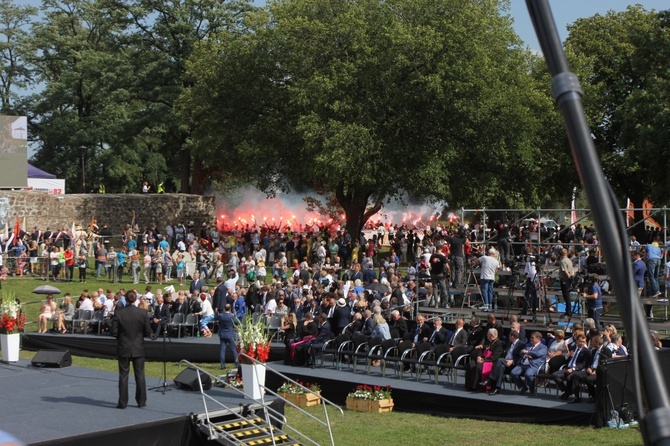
[224,270,239,292]
[477,248,500,311]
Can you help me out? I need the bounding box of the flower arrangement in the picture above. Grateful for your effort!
[225,373,244,389]
[0,292,25,335]
[277,380,321,394]
[347,385,392,401]
[237,314,271,363]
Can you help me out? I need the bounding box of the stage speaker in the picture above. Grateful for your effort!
[31,350,72,368]
[174,367,212,391]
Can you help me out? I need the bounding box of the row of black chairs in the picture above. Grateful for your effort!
[65,310,200,338]
[315,334,472,385]
[316,333,589,398]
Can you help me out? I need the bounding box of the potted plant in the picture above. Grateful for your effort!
[237,314,272,400]
[0,292,25,363]
[346,385,393,413]
[277,380,322,407]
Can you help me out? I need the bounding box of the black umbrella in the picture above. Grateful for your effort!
[32,285,62,295]
[365,282,389,294]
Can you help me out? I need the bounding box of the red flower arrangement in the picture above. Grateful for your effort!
[237,314,271,364]
[0,293,25,335]
[347,384,392,401]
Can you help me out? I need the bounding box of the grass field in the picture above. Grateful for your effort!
[4,275,644,446]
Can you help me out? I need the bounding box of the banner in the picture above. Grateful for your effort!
[0,116,27,188]
[25,178,65,195]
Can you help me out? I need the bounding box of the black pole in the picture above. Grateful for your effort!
[525,2,670,444]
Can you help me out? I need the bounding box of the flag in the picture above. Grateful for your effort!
[626,198,632,227]
[70,221,76,238]
[570,187,577,226]
[130,211,136,234]
[13,215,21,239]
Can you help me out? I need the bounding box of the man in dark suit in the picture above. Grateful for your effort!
[171,293,189,317]
[216,304,240,369]
[389,310,408,339]
[190,272,204,296]
[111,290,151,409]
[553,333,589,400]
[449,317,480,360]
[487,330,525,395]
[361,309,374,336]
[307,313,333,368]
[211,277,227,314]
[567,334,612,403]
[150,296,170,338]
[427,318,448,345]
[510,331,548,394]
[412,314,432,345]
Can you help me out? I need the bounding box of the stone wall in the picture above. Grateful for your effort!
[0,191,216,236]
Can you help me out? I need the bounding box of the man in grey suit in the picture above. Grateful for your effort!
[487,330,525,395]
[510,331,548,394]
[111,290,151,409]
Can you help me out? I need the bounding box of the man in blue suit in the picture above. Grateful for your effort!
[216,304,240,369]
[510,331,548,395]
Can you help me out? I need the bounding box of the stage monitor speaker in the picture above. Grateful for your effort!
[31,350,72,368]
[174,367,212,391]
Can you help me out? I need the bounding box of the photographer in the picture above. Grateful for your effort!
[582,276,603,329]
[522,256,538,316]
[558,249,575,318]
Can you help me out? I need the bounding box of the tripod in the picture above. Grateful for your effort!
[149,325,172,394]
[534,264,554,326]
[504,269,523,320]
[461,263,483,309]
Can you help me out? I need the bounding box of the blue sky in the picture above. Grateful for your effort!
[508,0,667,50]
[12,0,666,49]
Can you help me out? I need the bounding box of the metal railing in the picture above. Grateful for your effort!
[179,355,343,446]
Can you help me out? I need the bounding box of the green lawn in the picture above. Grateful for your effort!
[5,275,643,446]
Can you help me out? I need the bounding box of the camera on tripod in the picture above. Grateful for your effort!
[571,270,596,293]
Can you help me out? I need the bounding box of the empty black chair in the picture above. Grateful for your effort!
[71,310,92,334]
[401,342,433,380]
[180,313,198,337]
[353,336,378,373]
[320,334,352,369]
[367,339,397,375]
[385,340,413,378]
[167,313,185,337]
[433,344,455,384]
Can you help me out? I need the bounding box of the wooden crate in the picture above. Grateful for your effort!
[279,392,321,408]
[346,397,394,413]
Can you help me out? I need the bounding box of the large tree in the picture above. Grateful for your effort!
[0,0,37,114]
[183,0,550,236]
[565,6,670,232]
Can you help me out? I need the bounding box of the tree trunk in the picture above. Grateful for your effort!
[180,149,191,194]
[336,183,383,241]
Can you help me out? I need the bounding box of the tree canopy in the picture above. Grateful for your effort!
[182,0,559,235]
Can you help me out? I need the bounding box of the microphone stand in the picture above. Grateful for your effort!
[526,2,670,445]
[149,321,172,394]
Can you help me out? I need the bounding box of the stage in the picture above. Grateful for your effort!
[0,359,251,446]
[8,345,596,446]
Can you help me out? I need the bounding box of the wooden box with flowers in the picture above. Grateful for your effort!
[277,381,321,408]
[345,385,393,413]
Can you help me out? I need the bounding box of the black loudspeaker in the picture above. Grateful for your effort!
[31,350,72,368]
[174,367,212,391]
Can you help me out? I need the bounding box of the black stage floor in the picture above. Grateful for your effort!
[0,359,250,446]
[5,345,595,446]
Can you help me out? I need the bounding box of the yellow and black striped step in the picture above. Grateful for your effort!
[245,434,290,445]
[213,417,263,432]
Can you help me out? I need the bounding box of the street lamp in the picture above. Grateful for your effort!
[80,146,86,193]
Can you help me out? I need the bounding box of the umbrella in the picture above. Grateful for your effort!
[32,285,61,295]
[366,282,390,294]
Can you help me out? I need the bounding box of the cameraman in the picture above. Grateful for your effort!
[582,276,603,329]
[522,256,538,316]
[558,249,575,318]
